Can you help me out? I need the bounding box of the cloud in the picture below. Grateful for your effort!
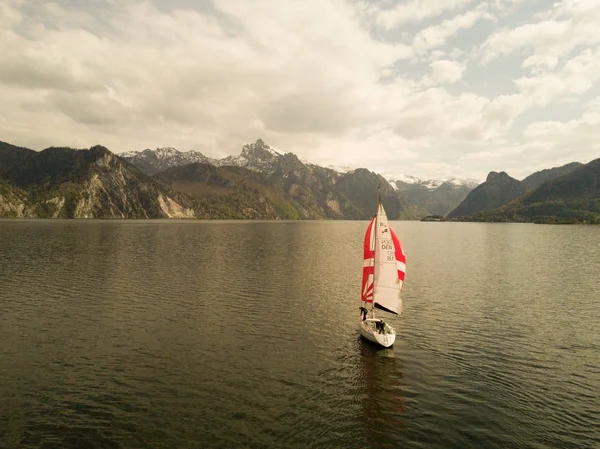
[424,59,466,85]
[515,48,600,106]
[307,128,419,169]
[374,0,476,30]
[480,94,525,131]
[0,1,418,150]
[458,144,527,167]
[468,0,600,171]
[475,46,600,128]
[413,5,493,53]
[459,95,600,180]
[0,1,21,28]
[522,95,600,157]
[393,87,495,143]
[411,161,480,180]
[0,0,598,182]
[481,0,600,66]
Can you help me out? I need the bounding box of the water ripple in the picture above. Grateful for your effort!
[0,220,599,448]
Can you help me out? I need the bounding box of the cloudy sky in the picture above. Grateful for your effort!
[1,0,599,181]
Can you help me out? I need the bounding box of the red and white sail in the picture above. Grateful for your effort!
[361,196,406,314]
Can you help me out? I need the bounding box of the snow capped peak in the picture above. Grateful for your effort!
[121,146,216,174]
[121,139,482,192]
[265,143,284,156]
[216,139,286,174]
[386,174,481,191]
[153,147,182,158]
[386,174,440,190]
[444,177,481,189]
[239,139,282,160]
[120,150,139,158]
[389,174,430,185]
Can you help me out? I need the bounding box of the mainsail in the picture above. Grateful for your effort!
[361,194,406,314]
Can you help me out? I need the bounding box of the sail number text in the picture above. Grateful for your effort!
[381,239,395,261]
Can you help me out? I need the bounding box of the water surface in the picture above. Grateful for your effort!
[1,220,599,448]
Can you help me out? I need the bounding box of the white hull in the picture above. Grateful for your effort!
[359,318,395,348]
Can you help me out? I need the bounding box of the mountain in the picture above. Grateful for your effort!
[121,140,473,219]
[216,139,283,174]
[4,138,593,222]
[0,142,195,218]
[388,174,479,191]
[424,182,477,216]
[460,158,600,224]
[335,169,402,219]
[0,139,405,220]
[155,163,304,219]
[0,140,36,167]
[390,176,477,218]
[125,139,405,219]
[224,144,402,219]
[122,139,282,176]
[121,147,217,176]
[521,162,584,192]
[447,171,525,219]
[0,181,29,217]
[447,162,585,219]
[126,139,479,220]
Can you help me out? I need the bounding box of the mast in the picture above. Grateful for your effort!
[371,184,381,319]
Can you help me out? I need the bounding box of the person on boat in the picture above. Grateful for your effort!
[359,307,368,321]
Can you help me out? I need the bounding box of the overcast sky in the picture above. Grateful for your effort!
[1,0,599,181]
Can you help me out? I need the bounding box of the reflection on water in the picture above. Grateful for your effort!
[358,338,407,446]
[0,220,599,448]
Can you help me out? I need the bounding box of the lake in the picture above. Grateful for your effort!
[0,220,598,448]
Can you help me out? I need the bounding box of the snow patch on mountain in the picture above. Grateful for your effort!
[121,147,217,174]
[122,139,481,192]
[445,177,481,189]
[266,145,284,156]
[215,139,284,175]
[120,150,139,158]
[386,174,480,191]
[299,156,314,165]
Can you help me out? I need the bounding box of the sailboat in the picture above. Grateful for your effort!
[359,186,406,348]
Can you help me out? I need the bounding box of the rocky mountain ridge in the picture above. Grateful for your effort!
[456,158,600,224]
[0,140,403,220]
[3,138,595,223]
[448,162,585,219]
[123,139,473,218]
[120,147,218,176]
[0,142,194,218]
